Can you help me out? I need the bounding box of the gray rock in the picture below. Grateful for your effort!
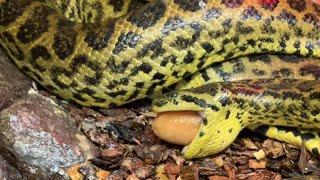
[0,92,97,179]
[0,50,32,110]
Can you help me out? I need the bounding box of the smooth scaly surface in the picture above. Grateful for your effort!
[1,0,320,158]
[177,54,320,158]
[1,0,320,107]
[177,54,320,89]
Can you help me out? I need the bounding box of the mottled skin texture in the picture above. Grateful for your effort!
[1,0,320,158]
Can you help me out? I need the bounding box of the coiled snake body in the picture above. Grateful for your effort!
[1,0,320,158]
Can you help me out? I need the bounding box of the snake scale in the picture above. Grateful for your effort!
[1,0,320,158]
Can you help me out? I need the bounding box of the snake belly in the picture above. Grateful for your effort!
[1,0,320,158]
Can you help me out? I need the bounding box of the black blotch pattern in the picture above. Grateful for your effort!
[261,18,276,34]
[219,96,231,107]
[91,96,106,103]
[107,90,127,97]
[146,80,166,95]
[50,67,72,89]
[53,19,77,60]
[130,63,152,75]
[171,22,202,49]
[30,45,51,72]
[203,8,222,21]
[173,0,207,12]
[70,55,103,85]
[182,71,192,81]
[201,42,214,53]
[211,64,231,81]
[263,90,280,99]
[107,57,130,73]
[152,72,165,80]
[138,39,164,58]
[171,36,193,49]
[31,45,51,60]
[162,16,186,34]
[297,81,316,92]
[287,0,306,12]
[222,0,244,8]
[189,83,219,98]
[0,0,31,26]
[310,92,320,99]
[180,95,207,108]
[252,69,267,76]
[203,118,208,125]
[128,1,166,29]
[232,60,245,74]
[242,6,262,20]
[279,68,293,77]
[199,131,205,137]
[225,110,231,119]
[113,32,141,54]
[73,93,87,102]
[79,88,96,96]
[303,13,319,26]
[278,10,297,25]
[127,89,140,100]
[248,54,271,63]
[277,54,301,63]
[17,5,53,44]
[0,32,24,61]
[279,33,290,49]
[294,27,303,37]
[200,71,210,81]
[277,126,316,141]
[84,21,115,50]
[107,78,129,89]
[283,91,302,100]
[228,128,233,133]
[300,64,320,79]
[305,42,314,56]
[135,82,144,88]
[312,148,320,157]
[209,19,232,38]
[109,0,125,12]
[164,55,177,64]
[313,2,320,13]
[311,109,320,116]
[260,0,279,11]
[183,51,195,64]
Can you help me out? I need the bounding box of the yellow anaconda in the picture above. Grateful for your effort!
[1,0,320,158]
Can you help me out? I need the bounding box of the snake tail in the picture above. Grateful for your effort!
[248,125,320,157]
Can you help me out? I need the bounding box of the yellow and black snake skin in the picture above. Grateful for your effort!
[1,0,320,158]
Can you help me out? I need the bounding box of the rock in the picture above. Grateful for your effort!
[0,92,97,179]
[0,50,32,110]
[0,154,22,180]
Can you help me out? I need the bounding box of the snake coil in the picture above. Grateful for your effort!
[1,0,320,158]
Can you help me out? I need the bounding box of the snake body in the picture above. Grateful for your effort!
[1,0,320,158]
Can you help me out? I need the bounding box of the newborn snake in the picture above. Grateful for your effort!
[1,0,320,158]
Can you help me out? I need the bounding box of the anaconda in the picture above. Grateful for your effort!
[1,0,320,158]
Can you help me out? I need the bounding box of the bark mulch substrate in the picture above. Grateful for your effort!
[57,96,320,180]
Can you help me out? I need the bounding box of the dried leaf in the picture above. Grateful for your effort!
[242,138,259,150]
[248,160,267,169]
